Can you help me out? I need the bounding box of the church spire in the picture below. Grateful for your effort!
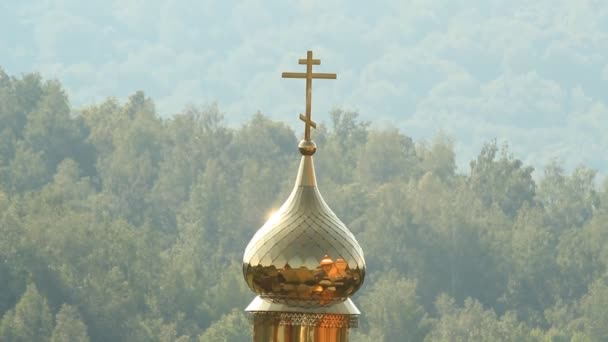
[243,50,365,342]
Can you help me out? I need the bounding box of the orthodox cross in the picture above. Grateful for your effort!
[282,50,337,140]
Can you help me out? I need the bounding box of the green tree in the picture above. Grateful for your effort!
[23,80,94,176]
[316,109,369,184]
[356,128,418,184]
[580,279,608,340]
[359,273,432,342]
[416,133,456,182]
[9,283,53,342]
[230,111,296,163]
[0,309,15,341]
[148,104,232,232]
[7,141,49,193]
[425,295,530,342]
[537,162,598,232]
[0,190,27,316]
[51,304,90,342]
[95,91,163,225]
[0,72,43,141]
[198,310,251,342]
[505,206,559,321]
[12,73,44,127]
[469,141,535,217]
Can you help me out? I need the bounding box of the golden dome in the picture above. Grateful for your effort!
[243,140,366,308]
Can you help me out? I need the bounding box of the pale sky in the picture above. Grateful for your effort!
[2,0,608,174]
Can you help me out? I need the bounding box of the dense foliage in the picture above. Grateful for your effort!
[1,68,607,341]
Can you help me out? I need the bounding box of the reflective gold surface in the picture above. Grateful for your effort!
[243,154,365,308]
[245,296,360,317]
[244,50,363,341]
[253,313,350,342]
[298,139,317,156]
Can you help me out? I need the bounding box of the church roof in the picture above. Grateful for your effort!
[242,50,366,309]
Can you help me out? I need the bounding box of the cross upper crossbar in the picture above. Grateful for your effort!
[282,72,336,79]
[282,50,337,140]
[299,59,320,65]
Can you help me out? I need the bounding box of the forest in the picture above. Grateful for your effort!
[0,68,607,341]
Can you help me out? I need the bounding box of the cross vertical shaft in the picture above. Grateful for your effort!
[282,50,337,141]
[305,51,313,140]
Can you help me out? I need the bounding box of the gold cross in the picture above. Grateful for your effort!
[282,50,337,140]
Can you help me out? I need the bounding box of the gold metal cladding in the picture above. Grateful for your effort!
[251,312,357,328]
[243,155,366,308]
[298,58,320,65]
[299,114,317,129]
[245,296,361,315]
[252,314,351,342]
[282,72,337,79]
[282,50,337,141]
[298,139,317,156]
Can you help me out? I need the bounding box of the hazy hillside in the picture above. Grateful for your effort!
[1,69,608,341]
[2,1,608,173]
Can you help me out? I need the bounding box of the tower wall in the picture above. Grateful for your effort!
[252,312,351,342]
[245,297,359,342]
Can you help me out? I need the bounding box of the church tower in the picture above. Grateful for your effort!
[242,51,366,342]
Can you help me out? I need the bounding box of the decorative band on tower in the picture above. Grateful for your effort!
[242,51,366,342]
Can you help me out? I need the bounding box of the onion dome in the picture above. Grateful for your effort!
[243,139,366,308]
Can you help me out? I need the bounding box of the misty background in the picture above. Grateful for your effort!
[2,1,608,342]
[2,0,608,173]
